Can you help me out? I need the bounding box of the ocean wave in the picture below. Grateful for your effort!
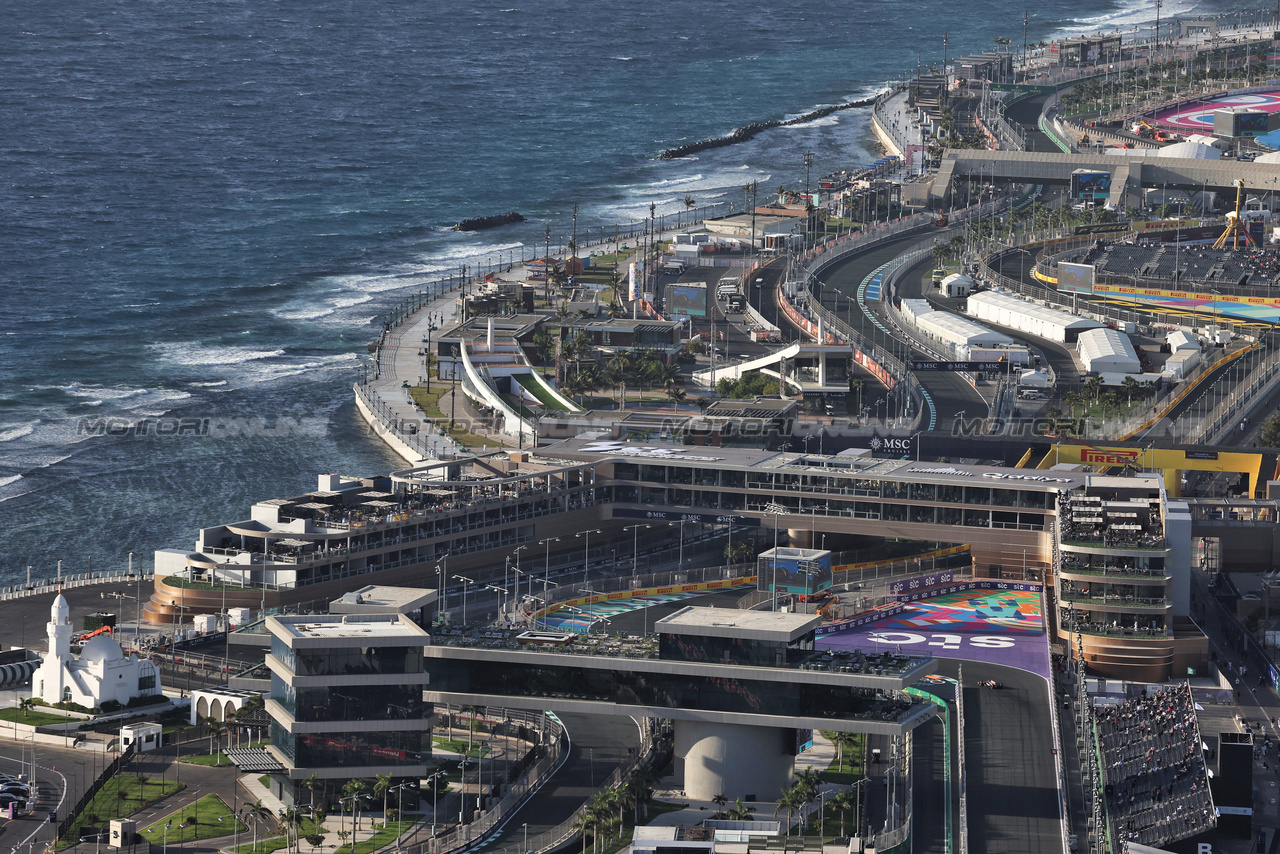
[187,380,229,388]
[0,474,23,490]
[1053,0,1198,36]
[152,343,287,367]
[780,114,841,130]
[0,422,36,443]
[237,352,361,385]
[62,383,148,401]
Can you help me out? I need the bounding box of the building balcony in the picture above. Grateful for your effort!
[1057,592,1169,611]
[1057,564,1171,583]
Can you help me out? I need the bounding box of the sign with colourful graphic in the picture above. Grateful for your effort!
[1154,92,1280,130]
[876,587,1043,633]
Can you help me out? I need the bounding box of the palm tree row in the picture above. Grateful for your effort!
[573,761,661,854]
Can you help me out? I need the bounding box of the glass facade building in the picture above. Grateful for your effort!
[265,614,433,783]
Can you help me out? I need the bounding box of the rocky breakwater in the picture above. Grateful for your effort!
[454,211,526,231]
[660,95,881,160]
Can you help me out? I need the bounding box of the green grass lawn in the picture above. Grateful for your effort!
[332,817,420,854]
[179,750,232,766]
[142,795,244,844]
[57,776,185,848]
[406,385,507,449]
[231,816,326,854]
[0,707,78,726]
[820,731,866,784]
[513,372,566,408]
[431,738,490,758]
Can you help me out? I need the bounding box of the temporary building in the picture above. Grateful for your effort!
[1164,348,1200,379]
[1077,327,1141,374]
[1166,330,1199,352]
[913,311,1015,358]
[898,299,934,324]
[940,273,974,297]
[967,290,1102,343]
[1019,369,1051,388]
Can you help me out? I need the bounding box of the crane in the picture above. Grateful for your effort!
[1213,179,1258,250]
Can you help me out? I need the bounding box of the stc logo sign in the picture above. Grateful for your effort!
[866,631,1016,651]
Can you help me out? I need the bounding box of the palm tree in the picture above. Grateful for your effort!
[1121,375,1141,406]
[301,774,321,808]
[373,774,393,827]
[247,801,273,854]
[202,717,226,758]
[826,789,855,837]
[683,194,696,227]
[774,786,806,837]
[794,768,825,814]
[666,386,687,406]
[727,797,756,821]
[712,793,728,818]
[17,698,33,719]
[279,806,303,854]
[343,779,370,832]
[1083,375,1104,404]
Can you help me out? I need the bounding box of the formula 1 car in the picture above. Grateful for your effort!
[978,680,1003,689]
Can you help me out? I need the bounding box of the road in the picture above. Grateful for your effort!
[949,660,1061,854]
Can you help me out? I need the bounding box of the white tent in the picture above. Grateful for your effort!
[1166,330,1198,352]
[967,290,1102,343]
[1078,327,1141,374]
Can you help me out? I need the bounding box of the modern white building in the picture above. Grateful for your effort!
[32,594,162,709]
[1077,327,1141,374]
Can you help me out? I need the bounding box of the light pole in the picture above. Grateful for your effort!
[538,537,560,609]
[764,502,788,611]
[523,822,529,854]
[624,525,650,581]
[485,585,508,626]
[434,554,449,627]
[511,544,528,602]
[427,769,447,834]
[667,520,686,570]
[575,529,602,584]
[453,575,475,626]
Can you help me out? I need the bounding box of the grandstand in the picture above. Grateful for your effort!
[1093,684,1216,849]
[1086,243,1280,290]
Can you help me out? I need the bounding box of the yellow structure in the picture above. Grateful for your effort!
[1035,441,1274,498]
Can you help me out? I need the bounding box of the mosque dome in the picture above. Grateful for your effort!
[80,635,125,664]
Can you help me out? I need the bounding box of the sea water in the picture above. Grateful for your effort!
[0,0,1258,578]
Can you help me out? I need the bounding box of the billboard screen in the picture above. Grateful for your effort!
[628,262,639,301]
[667,283,708,317]
[1071,171,1112,200]
[1058,262,1096,294]
[1237,111,1270,137]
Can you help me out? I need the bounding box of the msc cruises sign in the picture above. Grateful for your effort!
[868,433,917,458]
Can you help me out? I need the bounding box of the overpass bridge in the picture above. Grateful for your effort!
[692,342,853,393]
[424,607,937,801]
[932,149,1280,211]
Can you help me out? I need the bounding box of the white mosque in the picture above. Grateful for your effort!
[32,593,162,709]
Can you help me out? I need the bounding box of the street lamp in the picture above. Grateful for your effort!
[511,544,528,605]
[453,575,475,626]
[427,769,447,834]
[485,585,508,626]
[575,529,602,584]
[623,525,650,581]
[434,554,450,627]
[764,502,788,611]
[538,537,560,608]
